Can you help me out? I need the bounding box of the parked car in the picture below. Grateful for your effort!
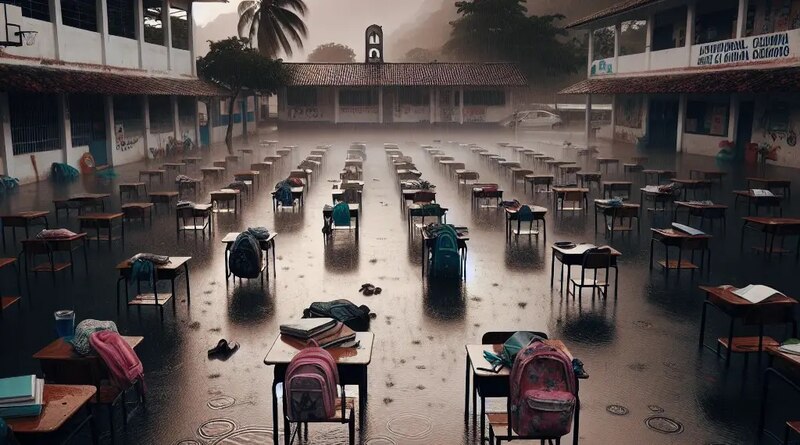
[502,110,563,129]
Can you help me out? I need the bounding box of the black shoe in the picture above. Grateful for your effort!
[572,358,588,379]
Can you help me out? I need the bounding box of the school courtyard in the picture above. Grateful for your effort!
[0,122,798,444]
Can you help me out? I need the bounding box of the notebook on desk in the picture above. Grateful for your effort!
[732,284,785,304]
[671,223,706,236]
[751,189,775,197]
[0,375,36,404]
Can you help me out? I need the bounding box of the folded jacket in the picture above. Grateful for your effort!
[37,228,77,239]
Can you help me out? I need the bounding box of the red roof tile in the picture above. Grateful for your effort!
[567,0,659,29]
[0,63,228,96]
[558,67,800,94]
[284,63,528,87]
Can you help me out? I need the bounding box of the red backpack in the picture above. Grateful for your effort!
[89,331,146,391]
[509,340,576,437]
[285,340,339,421]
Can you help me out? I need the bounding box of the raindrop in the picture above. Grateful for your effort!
[634,320,653,329]
[606,404,629,415]
[365,437,397,445]
[207,396,236,410]
[199,419,237,438]
[211,427,272,444]
[645,416,683,434]
[386,413,433,439]
[648,405,664,413]
[175,441,201,445]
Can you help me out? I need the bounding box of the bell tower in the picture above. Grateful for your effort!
[365,25,383,63]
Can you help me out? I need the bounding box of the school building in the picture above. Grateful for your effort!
[561,0,800,169]
[0,0,262,185]
[276,25,528,125]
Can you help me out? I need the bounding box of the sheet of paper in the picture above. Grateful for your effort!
[732,284,783,304]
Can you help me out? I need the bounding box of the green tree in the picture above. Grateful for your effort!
[307,43,356,62]
[443,0,583,80]
[404,47,438,62]
[237,0,308,58]
[197,38,287,153]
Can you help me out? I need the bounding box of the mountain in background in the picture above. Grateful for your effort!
[195,11,239,58]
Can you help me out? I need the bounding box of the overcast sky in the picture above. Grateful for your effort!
[193,0,431,61]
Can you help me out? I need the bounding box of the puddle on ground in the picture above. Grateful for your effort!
[211,427,273,445]
[606,404,629,415]
[207,396,236,410]
[645,416,684,434]
[386,413,433,439]
[365,436,398,445]
[198,418,237,438]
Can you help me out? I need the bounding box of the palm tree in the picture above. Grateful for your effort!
[237,0,309,58]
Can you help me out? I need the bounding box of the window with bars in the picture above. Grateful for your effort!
[170,7,189,50]
[143,0,164,45]
[287,88,317,107]
[149,96,173,133]
[339,89,378,107]
[8,0,50,22]
[9,93,60,155]
[464,90,505,106]
[69,94,105,147]
[178,97,195,127]
[114,96,143,132]
[108,0,136,39]
[61,0,97,32]
[397,88,429,106]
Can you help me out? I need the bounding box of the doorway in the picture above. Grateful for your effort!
[70,95,108,166]
[647,97,679,150]
[736,101,754,159]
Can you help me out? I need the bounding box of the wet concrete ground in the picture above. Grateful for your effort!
[0,123,799,444]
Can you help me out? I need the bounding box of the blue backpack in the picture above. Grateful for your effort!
[229,232,262,279]
[131,258,155,286]
[275,181,294,207]
[431,225,461,278]
[332,202,351,227]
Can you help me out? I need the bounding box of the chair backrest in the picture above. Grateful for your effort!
[516,205,535,221]
[563,191,583,201]
[582,247,612,270]
[613,206,639,218]
[341,188,360,204]
[413,191,436,204]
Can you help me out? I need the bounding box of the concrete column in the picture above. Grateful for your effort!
[171,96,180,141]
[194,97,201,148]
[96,0,109,65]
[676,94,687,152]
[188,3,196,76]
[613,23,620,72]
[736,0,748,38]
[163,0,172,70]
[135,0,144,68]
[241,96,248,140]
[645,14,654,70]
[587,29,594,76]
[58,94,73,165]
[728,94,740,143]
[686,1,696,65]
[50,0,63,60]
[641,94,650,136]
[378,87,384,124]
[104,96,115,166]
[333,87,339,124]
[142,95,151,156]
[0,93,14,177]
[610,94,617,139]
[429,88,435,124]
[459,87,464,125]
[585,94,593,142]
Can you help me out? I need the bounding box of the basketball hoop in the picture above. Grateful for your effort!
[16,31,36,46]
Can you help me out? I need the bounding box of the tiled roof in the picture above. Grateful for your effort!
[0,63,229,96]
[558,67,800,94]
[567,0,660,29]
[283,63,528,87]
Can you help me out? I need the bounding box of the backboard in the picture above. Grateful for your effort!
[0,3,23,47]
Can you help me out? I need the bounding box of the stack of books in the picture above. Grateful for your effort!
[0,375,44,418]
[280,318,356,349]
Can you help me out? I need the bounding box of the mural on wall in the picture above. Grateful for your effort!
[464,107,486,123]
[114,124,140,152]
[395,105,428,118]
[340,106,377,114]
[758,101,797,147]
[288,107,322,120]
[150,131,195,159]
[615,95,643,128]
[590,59,614,76]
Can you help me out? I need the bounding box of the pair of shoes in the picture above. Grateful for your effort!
[572,358,589,379]
[359,283,382,296]
[208,339,239,360]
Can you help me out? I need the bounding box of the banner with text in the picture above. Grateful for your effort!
[691,29,800,68]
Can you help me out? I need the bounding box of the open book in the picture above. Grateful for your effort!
[779,342,800,356]
[751,189,775,197]
[732,284,785,304]
[671,223,706,236]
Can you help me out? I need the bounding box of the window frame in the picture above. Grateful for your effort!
[684,99,730,136]
[60,0,98,32]
[463,90,506,107]
[286,87,318,107]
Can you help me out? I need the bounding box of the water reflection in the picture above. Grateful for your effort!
[226,284,274,325]
[272,210,305,233]
[504,240,544,271]
[423,279,466,321]
[324,238,360,273]
[556,299,616,345]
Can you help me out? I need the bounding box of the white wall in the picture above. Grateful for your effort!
[171,49,192,76]
[617,52,648,74]
[649,47,689,71]
[749,94,800,169]
[2,18,56,60]
[12,150,63,184]
[107,36,140,69]
[682,133,727,157]
[142,43,169,72]
[393,105,430,123]
[339,106,379,123]
[59,26,102,64]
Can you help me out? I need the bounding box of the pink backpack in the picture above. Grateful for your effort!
[285,340,339,421]
[89,331,145,391]
[509,340,576,437]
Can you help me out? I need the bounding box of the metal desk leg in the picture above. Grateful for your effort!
[272,378,279,445]
[464,356,470,422]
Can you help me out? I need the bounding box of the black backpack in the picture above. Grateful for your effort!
[229,232,262,279]
[303,299,372,331]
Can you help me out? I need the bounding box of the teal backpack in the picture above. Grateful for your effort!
[331,202,351,227]
[431,225,461,278]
